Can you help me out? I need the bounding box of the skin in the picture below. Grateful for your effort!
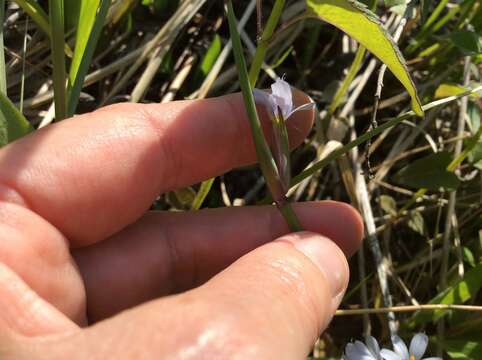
[0,90,363,359]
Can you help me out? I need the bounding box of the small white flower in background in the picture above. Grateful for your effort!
[380,333,442,360]
[252,77,315,121]
[344,336,383,360]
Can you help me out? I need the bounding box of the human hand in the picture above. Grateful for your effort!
[0,91,363,359]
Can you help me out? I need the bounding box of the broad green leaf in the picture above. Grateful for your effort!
[306,0,424,116]
[393,151,460,191]
[450,30,482,56]
[69,0,101,86]
[0,92,33,147]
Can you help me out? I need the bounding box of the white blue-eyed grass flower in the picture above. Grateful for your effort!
[252,77,315,197]
[344,336,383,360]
[380,333,442,360]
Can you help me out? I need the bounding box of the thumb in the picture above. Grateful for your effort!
[21,232,351,359]
[199,231,350,358]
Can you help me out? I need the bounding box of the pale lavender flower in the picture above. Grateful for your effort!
[344,336,383,360]
[252,77,315,195]
[380,334,442,360]
[252,77,315,121]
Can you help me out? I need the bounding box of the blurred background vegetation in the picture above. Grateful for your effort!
[0,0,481,358]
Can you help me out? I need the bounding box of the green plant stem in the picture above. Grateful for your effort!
[278,201,302,231]
[49,0,67,120]
[227,1,301,231]
[248,0,284,86]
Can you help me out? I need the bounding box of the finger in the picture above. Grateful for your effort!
[0,262,79,337]
[0,91,313,247]
[30,232,349,359]
[73,201,362,321]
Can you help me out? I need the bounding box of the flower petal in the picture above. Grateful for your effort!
[285,102,316,120]
[392,336,410,360]
[345,341,377,360]
[366,336,381,359]
[270,78,293,119]
[381,349,403,360]
[409,333,428,360]
[252,88,277,115]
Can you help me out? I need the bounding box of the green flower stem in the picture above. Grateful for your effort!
[248,0,284,87]
[278,200,302,232]
[49,0,67,121]
[227,1,302,231]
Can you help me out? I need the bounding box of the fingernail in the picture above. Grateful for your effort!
[284,232,349,299]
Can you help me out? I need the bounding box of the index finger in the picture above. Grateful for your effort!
[0,91,314,247]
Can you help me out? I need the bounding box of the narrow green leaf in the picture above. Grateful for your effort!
[191,34,222,89]
[191,178,215,210]
[0,92,33,146]
[227,1,301,231]
[69,0,101,86]
[328,45,366,114]
[68,0,110,116]
[49,0,67,120]
[393,151,460,191]
[306,0,424,116]
[226,1,282,200]
[248,0,285,86]
[14,0,73,57]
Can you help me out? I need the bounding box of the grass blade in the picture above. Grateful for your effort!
[0,91,33,146]
[248,0,284,86]
[68,0,110,116]
[49,0,67,120]
[227,1,301,231]
[191,178,215,210]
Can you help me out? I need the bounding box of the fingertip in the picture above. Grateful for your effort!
[288,88,315,147]
[292,201,364,257]
[276,232,349,303]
